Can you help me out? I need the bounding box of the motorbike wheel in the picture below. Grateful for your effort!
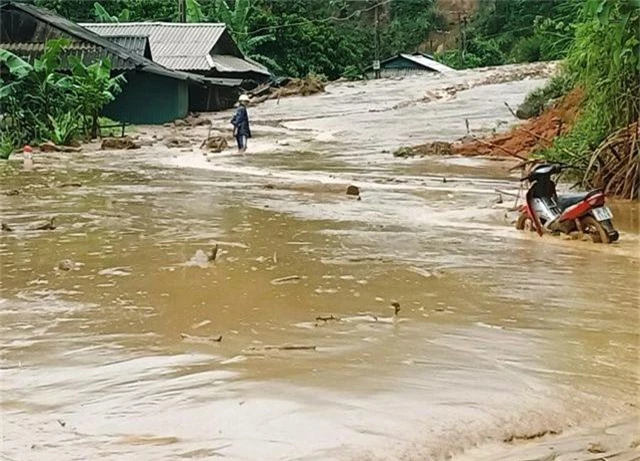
[515,213,536,232]
[580,216,611,244]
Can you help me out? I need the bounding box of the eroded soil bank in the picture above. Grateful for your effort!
[1,62,638,461]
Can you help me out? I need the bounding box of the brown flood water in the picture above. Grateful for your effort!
[1,70,639,461]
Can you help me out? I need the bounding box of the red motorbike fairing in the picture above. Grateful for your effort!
[560,191,605,222]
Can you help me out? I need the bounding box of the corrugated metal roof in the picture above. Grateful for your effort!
[399,54,456,75]
[0,41,135,69]
[210,55,266,74]
[367,53,456,75]
[104,35,151,59]
[82,22,269,75]
[0,1,217,85]
[82,23,225,71]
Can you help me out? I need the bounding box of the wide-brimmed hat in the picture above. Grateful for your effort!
[238,94,250,103]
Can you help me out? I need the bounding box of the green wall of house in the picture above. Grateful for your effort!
[103,71,188,124]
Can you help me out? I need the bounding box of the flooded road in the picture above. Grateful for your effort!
[1,65,639,461]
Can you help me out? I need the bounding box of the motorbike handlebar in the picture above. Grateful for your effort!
[519,162,575,181]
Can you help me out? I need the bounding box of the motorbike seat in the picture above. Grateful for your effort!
[557,189,602,209]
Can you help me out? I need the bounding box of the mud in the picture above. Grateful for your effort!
[1,63,639,461]
[453,88,584,158]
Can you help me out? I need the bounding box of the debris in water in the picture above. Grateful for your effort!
[4,189,20,196]
[180,333,222,343]
[2,223,14,232]
[393,141,454,158]
[346,185,360,197]
[407,266,433,278]
[208,244,219,262]
[57,259,74,271]
[248,344,316,352]
[186,250,212,268]
[391,301,401,315]
[587,442,606,454]
[60,182,82,188]
[164,136,191,148]
[200,136,228,152]
[191,320,212,329]
[101,136,140,150]
[315,315,341,323]
[32,217,56,231]
[56,419,66,428]
[271,275,302,285]
[503,429,560,443]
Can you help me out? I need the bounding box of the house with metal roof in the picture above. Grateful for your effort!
[82,22,270,111]
[0,1,239,123]
[365,53,456,79]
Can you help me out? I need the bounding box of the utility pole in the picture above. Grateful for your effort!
[373,1,380,79]
[178,0,186,23]
[461,14,468,65]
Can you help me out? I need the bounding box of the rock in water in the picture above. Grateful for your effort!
[57,259,74,271]
[346,185,360,197]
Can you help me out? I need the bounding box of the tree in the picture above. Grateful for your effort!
[93,2,130,22]
[0,39,126,155]
[212,0,277,69]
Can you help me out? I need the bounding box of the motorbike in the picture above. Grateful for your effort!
[515,163,619,243]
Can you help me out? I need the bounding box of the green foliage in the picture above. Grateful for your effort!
[440,0,581,69]
[47,112,81,145]
[517,73,573,119]
[0,39,125,155]
[26,0,445,79]
[543,0,640,170]
[341,65,364,81]
[93,2,130,22]
[186,0,205,22]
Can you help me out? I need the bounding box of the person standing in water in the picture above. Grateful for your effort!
[231,94,251,154]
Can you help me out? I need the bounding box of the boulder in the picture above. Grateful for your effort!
[346,185,360,196]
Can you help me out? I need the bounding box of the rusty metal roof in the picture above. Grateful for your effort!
[82,22,269,75]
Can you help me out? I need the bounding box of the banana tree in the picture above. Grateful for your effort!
[93,2,130,22]
[0,38,126,150]
[186,0,205,22]
[214,0,276,69]
[68,56,126,138]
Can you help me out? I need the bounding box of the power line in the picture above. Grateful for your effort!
[234,0,393,36]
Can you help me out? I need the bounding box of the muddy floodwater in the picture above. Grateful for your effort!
[1,65,639,461]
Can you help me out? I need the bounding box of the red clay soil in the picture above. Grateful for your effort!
[452,88,584,158]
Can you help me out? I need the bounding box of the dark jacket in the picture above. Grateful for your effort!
[231,105,251,137]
